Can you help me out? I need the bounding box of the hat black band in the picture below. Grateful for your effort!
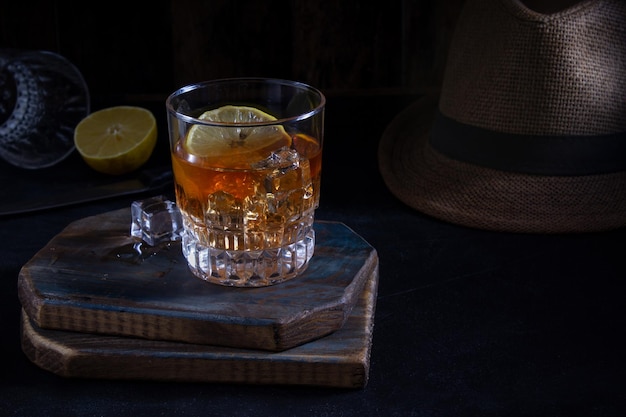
[430,111,626,176]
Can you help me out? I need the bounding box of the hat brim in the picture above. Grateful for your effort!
[378,97,626,233]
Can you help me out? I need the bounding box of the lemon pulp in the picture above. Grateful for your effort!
[183,105,291,164]
[74,106,157,175]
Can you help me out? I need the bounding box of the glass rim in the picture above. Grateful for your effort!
[165,77,326,127]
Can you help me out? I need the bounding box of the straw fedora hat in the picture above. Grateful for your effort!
[378,0,626,233]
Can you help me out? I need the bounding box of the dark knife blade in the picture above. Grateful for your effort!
[0,167,173,216]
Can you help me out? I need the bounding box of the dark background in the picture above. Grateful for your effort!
[0,0,465,103]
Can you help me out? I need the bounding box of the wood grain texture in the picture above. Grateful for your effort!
[18,208,378,351]
[21,262,378,388]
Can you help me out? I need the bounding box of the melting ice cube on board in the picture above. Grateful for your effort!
[130,195,183,246]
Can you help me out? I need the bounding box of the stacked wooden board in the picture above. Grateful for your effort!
[18,207,379,388]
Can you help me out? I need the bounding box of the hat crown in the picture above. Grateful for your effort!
[439,0,626,136]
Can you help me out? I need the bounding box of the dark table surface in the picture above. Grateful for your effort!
[1,94,625,417]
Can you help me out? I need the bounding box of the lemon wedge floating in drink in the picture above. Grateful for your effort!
[184,105,291,167]
[74,106,157,175]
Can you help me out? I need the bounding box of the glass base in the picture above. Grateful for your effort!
[181,227,315,287]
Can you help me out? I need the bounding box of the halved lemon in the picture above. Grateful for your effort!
[74,106,157,175]
[184,105,291,165]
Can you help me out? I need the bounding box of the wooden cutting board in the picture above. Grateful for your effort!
[18,208,378,351]
[21,264,378,388]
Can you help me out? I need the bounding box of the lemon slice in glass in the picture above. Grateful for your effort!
[74,106,157,175]
[184,105,291,165]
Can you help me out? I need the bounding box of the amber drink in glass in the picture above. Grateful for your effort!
[166,78,325,287]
